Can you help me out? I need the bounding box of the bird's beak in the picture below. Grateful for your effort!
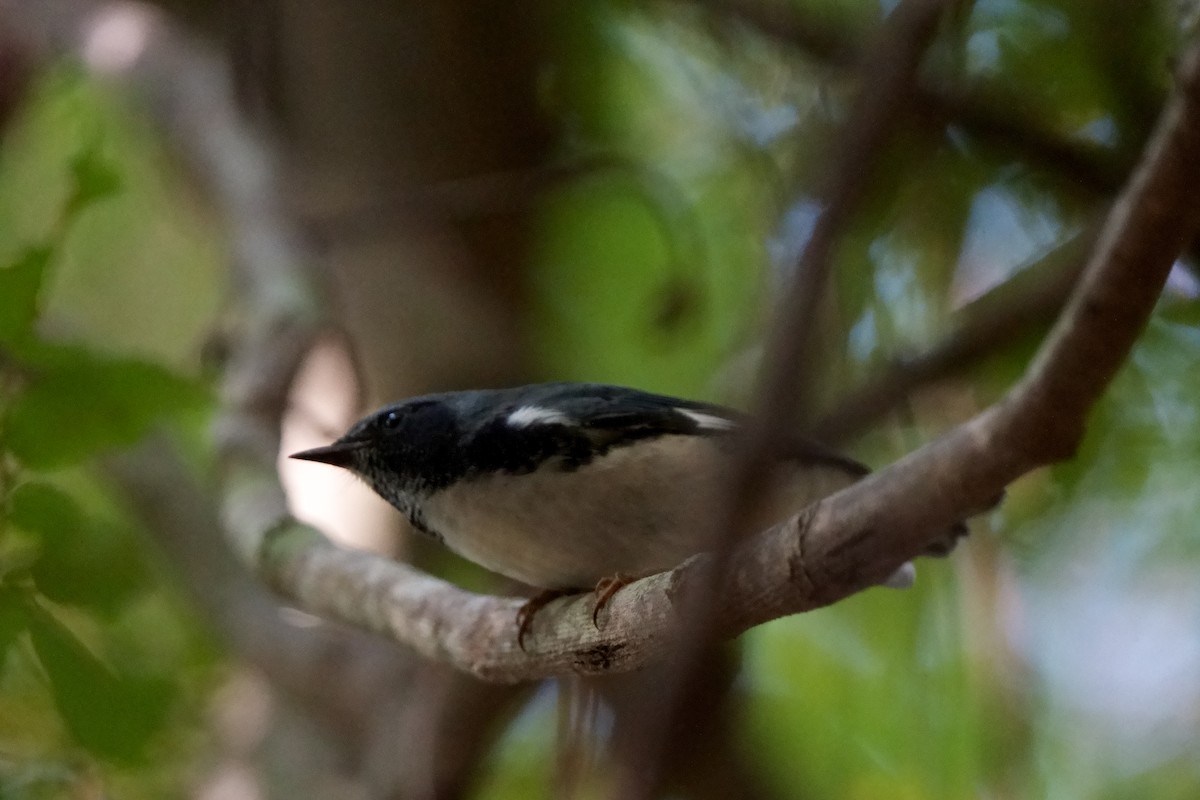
[289,440,365,469]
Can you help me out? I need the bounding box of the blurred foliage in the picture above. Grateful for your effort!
[0,70,221,797]
[508,1,1200,799]
[2,0,1200,798]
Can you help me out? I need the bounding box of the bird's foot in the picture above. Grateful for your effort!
[516,588,575,651]
[591,573,634,628]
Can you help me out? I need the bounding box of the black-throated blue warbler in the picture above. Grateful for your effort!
[291,382,965,645]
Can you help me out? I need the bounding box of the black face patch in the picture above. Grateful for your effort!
[356,400,467,494]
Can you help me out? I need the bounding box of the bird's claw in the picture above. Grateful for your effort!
[591,573,633,628]
[516,588,573,651]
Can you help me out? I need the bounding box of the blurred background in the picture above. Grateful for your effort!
[1,0,1199,798]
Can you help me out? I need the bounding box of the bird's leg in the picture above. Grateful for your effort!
[592,573,634,628]
[517,588,576,651]
[516,575,639,648]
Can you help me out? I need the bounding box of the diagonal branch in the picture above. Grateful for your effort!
[803,37,1200,586]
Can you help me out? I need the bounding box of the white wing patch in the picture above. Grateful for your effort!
[678,409,737,431]
[507,405,573,428]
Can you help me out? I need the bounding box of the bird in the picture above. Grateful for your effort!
[290,382,966,646]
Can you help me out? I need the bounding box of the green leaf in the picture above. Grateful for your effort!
[65,141,123,219]
[8,482,83,537]
[6,345,211,470]
[0,246,53,344]
[26,600,172,762]
[9,482,150,613]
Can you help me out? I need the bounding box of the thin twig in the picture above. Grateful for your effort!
[815,222,1096,444]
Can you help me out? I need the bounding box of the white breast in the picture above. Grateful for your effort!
[418,436,861,589]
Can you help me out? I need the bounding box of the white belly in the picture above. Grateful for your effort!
[419,435,860,588]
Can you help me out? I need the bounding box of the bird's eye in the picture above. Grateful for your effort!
[382,411,402,430]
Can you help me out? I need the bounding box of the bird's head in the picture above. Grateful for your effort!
[290,396,465,506]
